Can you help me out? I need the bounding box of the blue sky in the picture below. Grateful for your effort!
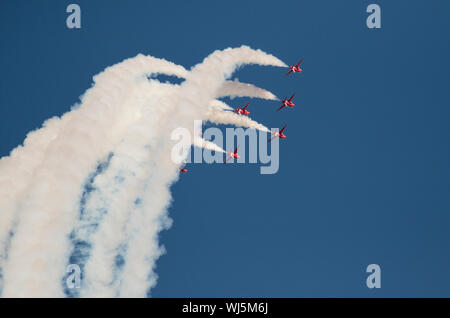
[0,0,449,297]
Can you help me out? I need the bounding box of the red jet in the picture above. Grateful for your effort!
[236,103,250,116]
[179,164,188,173]
[278,94,295,111]
[224,146,240,164]
[269,125,287,142]
[286,59,304,76]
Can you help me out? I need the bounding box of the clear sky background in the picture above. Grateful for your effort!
[0,1,449,297]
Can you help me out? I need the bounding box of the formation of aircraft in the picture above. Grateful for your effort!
[181,59,303,172]
[235,103,250,115]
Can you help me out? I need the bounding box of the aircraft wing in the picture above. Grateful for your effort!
[296,59,303,67]
[277,105,285,111]
[224,156,233,164]
[279,125,287,133]
[288,94,295,101]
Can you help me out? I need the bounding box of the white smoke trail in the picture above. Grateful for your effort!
[75,69,276,297]
[217,78,278,100]
[210,99,234,111]
[205,108,270,133]
[0,46,285,297]
[211,79,279,133]
[0,56,187,297]
[0,115,65,291]
[70,80,177,297]
[116,46,285,297]
[192,136,226,153]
